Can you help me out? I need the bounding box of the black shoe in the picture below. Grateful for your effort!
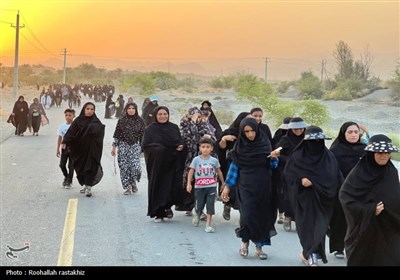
[223,205,231,221]
[165,209,174,219]
[62,178,68,187]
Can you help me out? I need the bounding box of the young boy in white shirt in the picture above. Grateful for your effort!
[187,137,225,233]
[56,109,75,188]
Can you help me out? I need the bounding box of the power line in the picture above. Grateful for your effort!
[0,20,14,25]
[20,14,58,57]
[0,8,18,12]
[19,32,48,54]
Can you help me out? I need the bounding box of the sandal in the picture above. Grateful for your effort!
[300,252,308,266]
[283,217,292,232]
[239,243,249,257]
[255,247,268,260]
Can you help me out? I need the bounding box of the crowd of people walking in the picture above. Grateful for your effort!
[9,87,400,266]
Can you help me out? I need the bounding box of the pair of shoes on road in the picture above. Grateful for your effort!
[334,251,345,259]
[165,209,174,219]
[123,186,132,195]
[33,132,39,136]
[239,243,249,257]
[277,213,284,224]
[204,226,215,233]
[79,186,92,197]
[223,205,231,221]
[255,247,268,260]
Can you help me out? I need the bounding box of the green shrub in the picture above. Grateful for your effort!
[386,65,400,102]
[388,133,400,161]
[296,71,323,99]
[133,73,155,96]
[323,88,353,101]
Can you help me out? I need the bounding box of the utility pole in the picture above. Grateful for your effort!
[62,48,67,84]
[320,59,325,83]
[264,57,269,82]
[12,11,24,98]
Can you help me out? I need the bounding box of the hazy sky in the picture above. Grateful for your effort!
[1,0,399,80]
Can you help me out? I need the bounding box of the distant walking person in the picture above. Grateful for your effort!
[115,95,125,118]
[142,96,158,127]
[62,102,105,197]
[339,134,400,266]
[112,103,145,195]
[12,96,29,136]
[28,98,47,136]
[57,109,76,188]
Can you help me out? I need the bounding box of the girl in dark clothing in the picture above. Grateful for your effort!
[271,117,291,224]
[217,112,251,220]
[142,106,185,222]
[284,126,342,266]
[250,107,272,143]
[115,95,125,118]
[104,95,114,119]
[276,117,307,231]
[63,102,105,197]
[200,100,223,139]
[339,134,400,266]
[12,96,29,136]
[142,97,158,127]
[329,122,366,259]
[221,118,279,260]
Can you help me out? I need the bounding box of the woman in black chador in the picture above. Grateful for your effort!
[329,122,366,259]
[12,95,29,136]
[63,102,105,197]
[200,100,222,139]
[221,118,279,260]
[217,112,251,220]
[283,126,342,266]
[339,134,400,266]
[276,117,307,231]
[142,106,184,222]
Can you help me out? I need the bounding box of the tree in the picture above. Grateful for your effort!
[386,64,400,102]
[333,40,354,80]
[151,71,177,90]
[296,71,323,99]
[133,73,155,95]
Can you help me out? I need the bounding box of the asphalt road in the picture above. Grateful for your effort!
[0,96,346,267]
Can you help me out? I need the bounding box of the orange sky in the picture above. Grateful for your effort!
[1,0,399,80]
